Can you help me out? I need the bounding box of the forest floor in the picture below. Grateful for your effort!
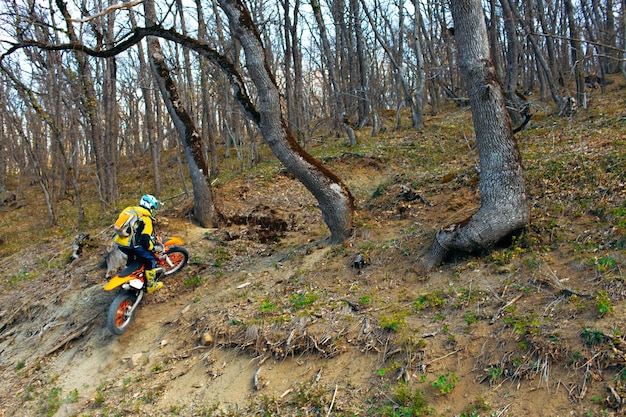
[1,79,626,417]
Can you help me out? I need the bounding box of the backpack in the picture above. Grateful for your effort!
[113,208,140,239]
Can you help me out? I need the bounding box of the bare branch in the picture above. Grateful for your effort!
[1,25,260,123]
[69,0,145,23]
[530,31,626,54]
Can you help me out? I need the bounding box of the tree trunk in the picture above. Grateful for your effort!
[310,0,358,145]
[499,0,527,126]
[55,0,115,209]
[564,0,586,107]
[420,0,530,271]
[7,111,57,225]
[506,0,563,106]
[350,0,370,128]
[488,0,504,80]
[219,0,355,243]
[622,0,626,78]
[103,1,119,204]
[410,0,425,130]
[195,0,220,178]
[144,0,220,228]
[360,0,422,129]
[128,7,162,195]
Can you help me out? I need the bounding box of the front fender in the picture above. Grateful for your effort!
[104,275,134,291]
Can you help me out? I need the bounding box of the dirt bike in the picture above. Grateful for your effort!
[104,236,189,335]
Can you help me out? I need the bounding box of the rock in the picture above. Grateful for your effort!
[202,332,213,345]
[129,352,145,369]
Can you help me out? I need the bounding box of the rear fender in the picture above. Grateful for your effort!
[104,275,136,291]
[164,237,183,247]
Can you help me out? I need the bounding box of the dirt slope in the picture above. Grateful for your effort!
[1,86,626,416]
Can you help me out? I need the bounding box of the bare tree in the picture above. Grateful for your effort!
[55,0,117,208]
[127,4,162,195]
[564,0,586,106]
[144,0,221,228]
[218,0,355,242]
[506,0,563,107]
[360,0,423,129]
[1,63,86,226]
[420,0,530,270]
[3,0,356,242]
[310,0,358,145]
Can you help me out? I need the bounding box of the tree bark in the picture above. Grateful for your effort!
[420,0,530,271]
[410,0,426,130]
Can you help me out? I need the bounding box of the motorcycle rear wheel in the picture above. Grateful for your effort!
[159,246,189,277]
[106,292,137,335]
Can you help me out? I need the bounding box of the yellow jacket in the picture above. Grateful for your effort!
[113,206,154,249]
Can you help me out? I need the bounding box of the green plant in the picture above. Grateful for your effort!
[595,292,612,316]
[431,372,460,394]
[581,328,605,346]
[260,299,276,312]
[37,387,62,417]
[372,183,387,198]
[16,360,25,370]
[65,388,79,404]
[593,254,617,272]
[502,312,540,335]
[391,382,432,416]
[183,275,203,287]
[380,311,407,332]
[152,363,163,372]
[376,360,401,377]
[464,311,478,325]
[213,247,232,265]
[359,295,372,304]
[290,292,318,311]
[93,381,109,406]
[413,291,446,311]
[488,367,503,381]
[460,395,491,416]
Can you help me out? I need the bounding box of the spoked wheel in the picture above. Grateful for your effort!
[106,292,137,335]
[159,246,189,277]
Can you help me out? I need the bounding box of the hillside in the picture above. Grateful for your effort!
[0,81,625,417]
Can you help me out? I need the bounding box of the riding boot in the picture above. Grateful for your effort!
[145,268,163,293]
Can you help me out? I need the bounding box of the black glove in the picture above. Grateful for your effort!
[139,234,152,250]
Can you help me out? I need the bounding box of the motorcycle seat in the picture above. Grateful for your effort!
[118,260,146,277]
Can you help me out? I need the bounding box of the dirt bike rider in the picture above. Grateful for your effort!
[113,194,163,293]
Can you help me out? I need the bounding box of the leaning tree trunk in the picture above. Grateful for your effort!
[420,0,530,271]
[219,0,354,243]
[145,0,220,228]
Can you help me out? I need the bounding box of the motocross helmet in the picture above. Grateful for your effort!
[139,194,159,214]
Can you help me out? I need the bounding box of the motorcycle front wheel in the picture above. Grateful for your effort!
[106,292,137,335]
[159,246,189,277]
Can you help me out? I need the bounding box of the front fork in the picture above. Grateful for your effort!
[124,290,144,317]
[158,252,176,268]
